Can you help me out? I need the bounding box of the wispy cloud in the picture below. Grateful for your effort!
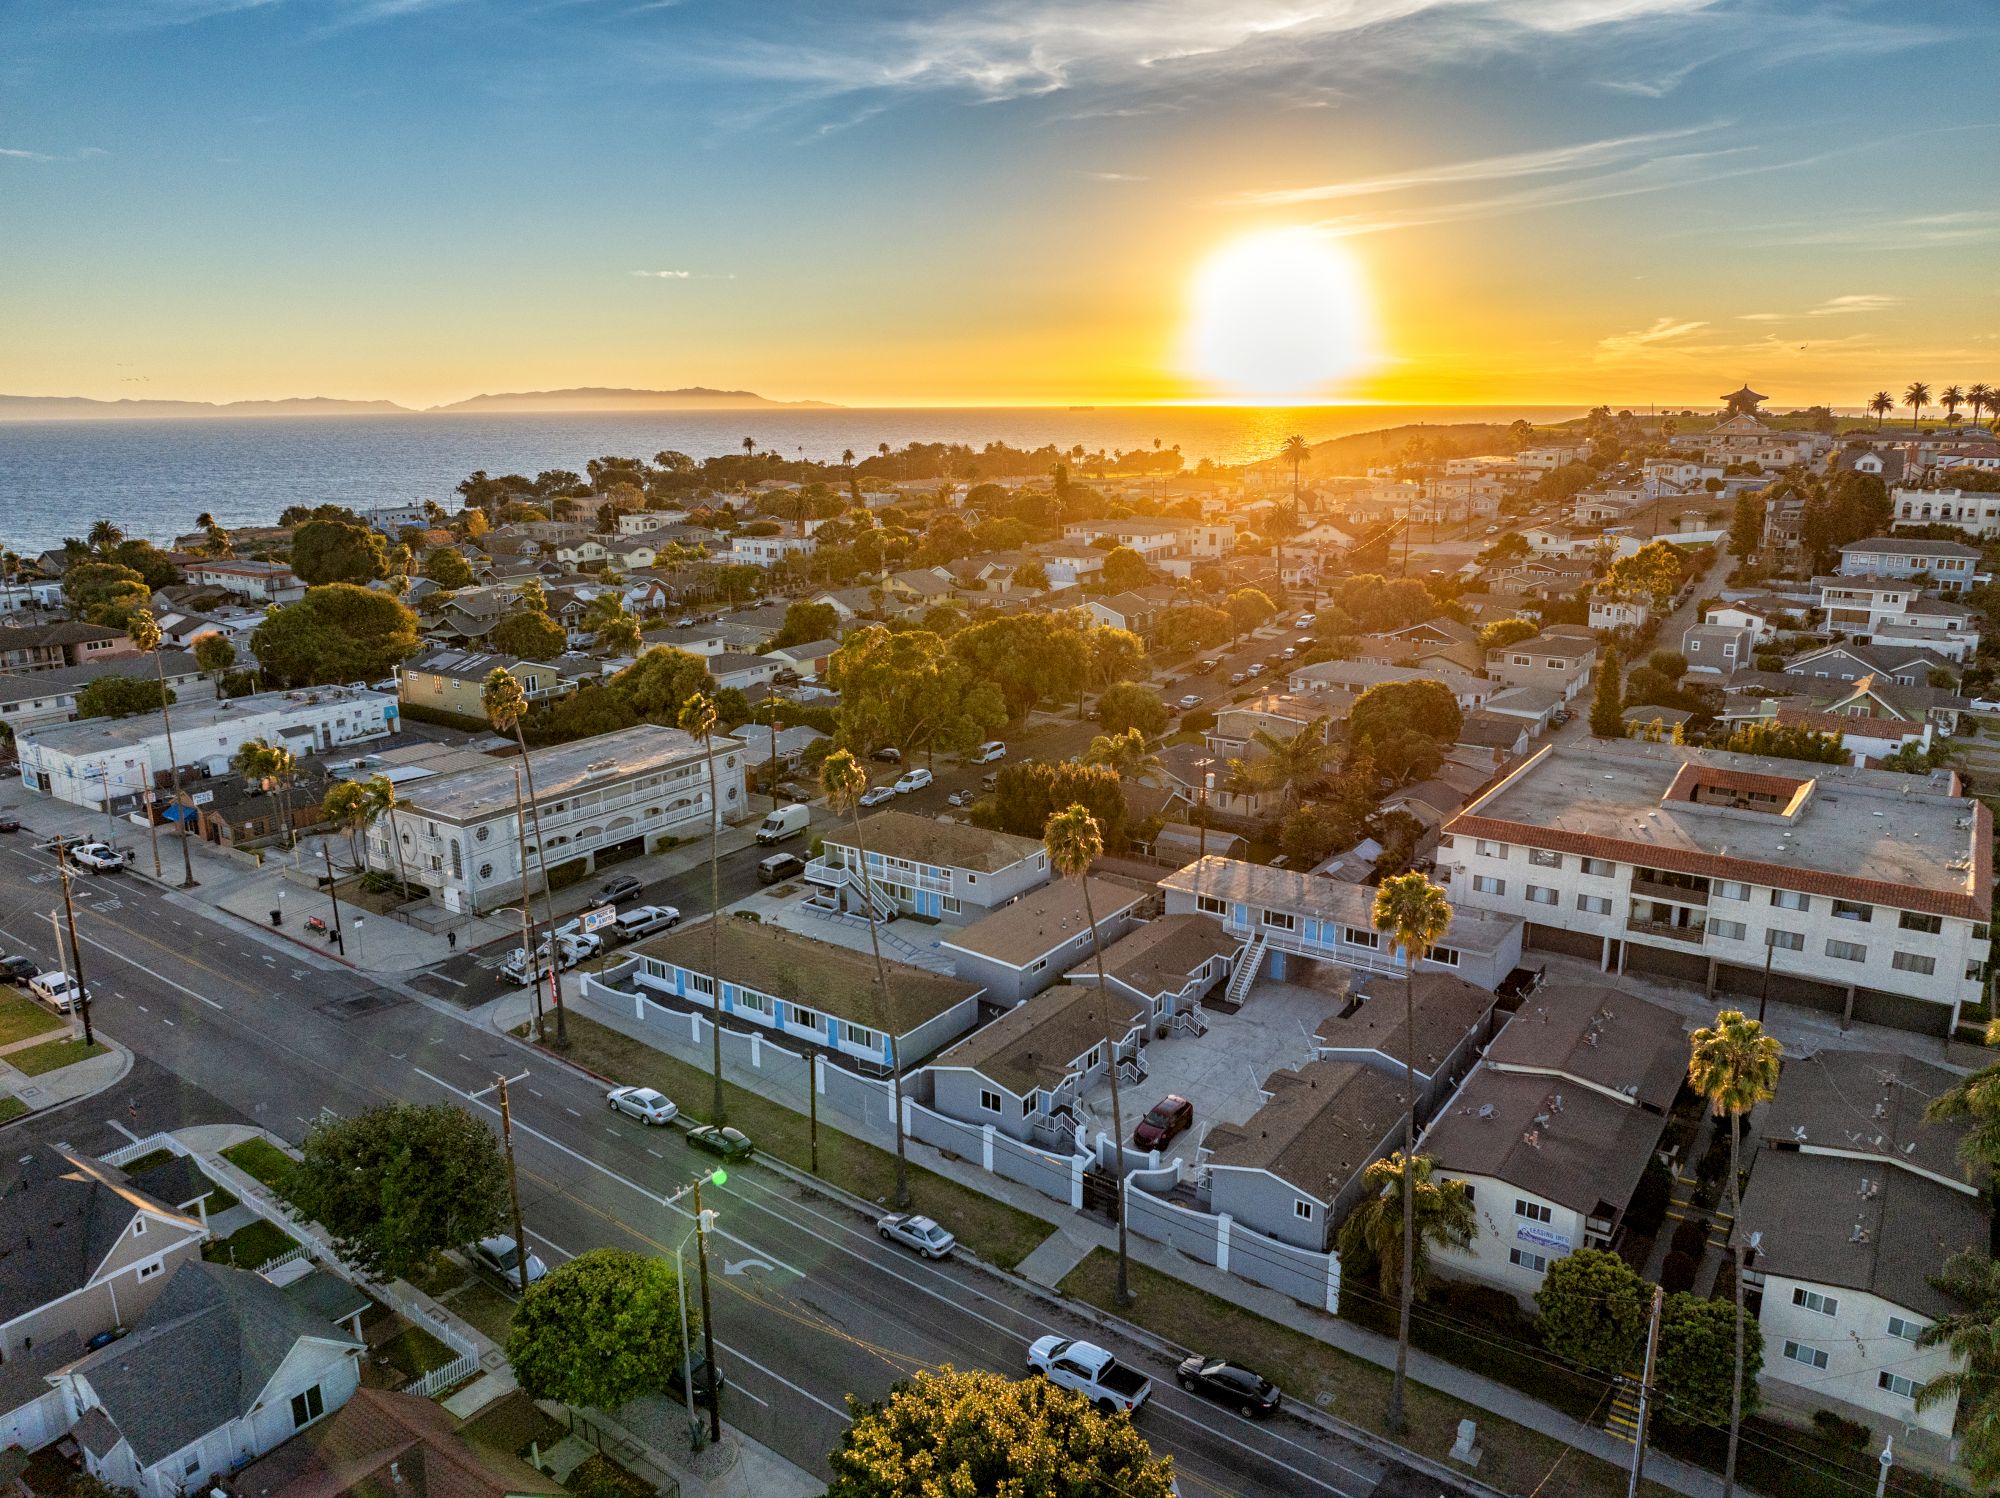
[1808,294,1899,316]
[1076,169,1146,182]
[1596,317,1710,358]
[0,147,53,161]
[1,143,106,163]
[1594,56,1711,97]
[630,269,734,280]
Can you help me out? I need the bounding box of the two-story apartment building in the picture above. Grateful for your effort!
[626,918,982,1071]
[1422,985,1684,1303]
[1890,487,2000,539]
[1441,741,1992,1036]
[1484,627,1598,702]
[179,558,306,604]
[1065,913,1240,1026]
[368,724,744,914]
[0,620,135,673]
[0,652,204,735]
[728,533,817,568]
[1159,856,1525,997]
[1061,519,1185,562]
[938,877,1147,1005]
[1288,659,1494,713]
[1812,578,1979,661]
[1837,536,1982,591]
[808,811,1050,924]
[398,647,564,721]
[1734,1049,1987,1449]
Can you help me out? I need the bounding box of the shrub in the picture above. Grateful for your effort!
[1182,708,1217,735]
[1671,1216,1710,1261]
[1660,1250,1699,1294]
[1625,1156,1673,1238]
[1811,1409,1872,1452]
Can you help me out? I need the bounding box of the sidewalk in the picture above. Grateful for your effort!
[501,986,1736,1498]
[0,1026,131,1121]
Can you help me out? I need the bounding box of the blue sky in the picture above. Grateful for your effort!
[4,0,1996,406]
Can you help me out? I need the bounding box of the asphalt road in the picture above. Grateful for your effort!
[0,833,1427,1498]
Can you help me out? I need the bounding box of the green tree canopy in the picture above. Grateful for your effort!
[290,518,390,586]
[1226,587,1277,637]
[75,675,172,720]
[975,761,1127,849]
[611,646,718,721]
[285,1102,509,1281]
[193,632,237,677]
[826,1367,1176,1498]
[1156,603,1232,652]
[489,609,567,661]
[1534,1248,1650,1376]
[949,615,1090,720]
[1720,722,1846,763]
[1477,617,1540,650]
[1096,680,1168,738]
[251,584,421,686]
[1099,545,1152,592]
[830,627,1005,764]
[1086,626,1149,692]
[1590,647,1623,738]
[1348,679,1462,749]
[506,1248,694,1410]
[61,561,154,629]
[422,546,474,589]
[772,600,840,648]
[1654,1292,1761,1429]
[1727,492,1765,559]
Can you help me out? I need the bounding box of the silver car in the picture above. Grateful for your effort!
[467,1235,547,1289]
[877,1213,956,1259]
[607,1085,678,1125]
[859,785,897,807]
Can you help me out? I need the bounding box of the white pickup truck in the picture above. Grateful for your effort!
[1026,1335,1152,1416]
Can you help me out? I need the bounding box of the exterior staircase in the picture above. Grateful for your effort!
[1605,1375,1643,1444]
[1172,1001,1210,1038]
[1224,934,1267,1005]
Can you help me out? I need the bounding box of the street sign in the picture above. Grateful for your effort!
[581,904,616,934]
[191,790,215,806]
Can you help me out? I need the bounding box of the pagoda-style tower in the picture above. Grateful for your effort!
[1721,384,1766,418]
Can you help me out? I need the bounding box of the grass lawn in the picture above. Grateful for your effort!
[193,1171,239,1214]
[9,1037,108,1076]
[203,1217,299,1272]
[409,1254,470,1297]
[1059,1250,1675,1498]
[222,1136,297,1194]
[0,994,66,1047]
[0,1097,26,1124]
[461,1390,564,1460]
[445,1278,519,1344]
[118,1148,178,1173]
[530,1012,1053,1270]
[372,1320,459,1380]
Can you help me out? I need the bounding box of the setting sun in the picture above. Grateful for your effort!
[1183,228,1373,402]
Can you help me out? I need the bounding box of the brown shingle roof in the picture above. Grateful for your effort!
[1202,1061,1406,1201]
[1423,1067,1668,1217]
[826,809,1045,874]
[937,879,1144,968]
[1083,914,1241,999]
[932,984,1145,1096]
[1314,973,1496,1079]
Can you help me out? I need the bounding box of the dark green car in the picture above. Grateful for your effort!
[687,1124,754,1161]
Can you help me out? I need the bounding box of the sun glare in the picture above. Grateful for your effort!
[1184,228,1371,402]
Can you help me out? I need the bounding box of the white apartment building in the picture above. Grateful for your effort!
[1837,536,1981,590]
[1891,486,2000,538]
[1441,741,1991,1037]
[807,810,1049,925]
[179,559,306,604]
[1060,519,1183,562]
[1813,577,1979,662]
[618,510,690,535]
[727,533,817,568]
[18,686,396,811]
[366,723,744,914]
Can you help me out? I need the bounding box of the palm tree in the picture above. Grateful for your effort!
[587,594,642,655]
[1228,716,1334,814]
[361,775,414,900]
[87,519,124,556]
[1967,383,1995,431]
[1869,390,1894,427]
[1906,380,1932,432]
[1371,870,1453,1435]
[1044,803,1134,1305]
[1687,1009,1783,1498]
[841,448,856,470]
[231,739,299,849]
[320,780,372,873]
[821,749,910,1206]
[1083,727,1160,782]
[1281,434,1309,507]
[679,692,727,1126]
[1942,385,1966,425]
[483,668,564,1045]
[1337,1151,1475,1303]
[1915,1250,2000,1486]
[741,437,755,461]
[127,610,198,886]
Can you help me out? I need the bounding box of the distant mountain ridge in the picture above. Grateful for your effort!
[0,385,840,421]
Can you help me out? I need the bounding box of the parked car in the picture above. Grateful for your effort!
[894,767,934,795]
[555,932,600,965]
[1228,671,1246,686]
[687,1124,754,1160]
[1294,614,1316,629]
[67,842,124,873]
[872,745,902,763]
[877,1213,956,1259]
[1175,1356,1281,1418]
[613,905,681,942]
[598,872,645,903]
[1132,1094,1194,1150]
[666,1348,727,1407]
[980,771,1001,792]
[1026,1337,1151,1415]
[0,955,36,983]
[1246,663,1265,677]
[0,816,19,833]
[756,852,806,885]
[28,972,85,1011]
[859,785,897,808]
[970,741,1006,763]
[1177,694,1202,710]
[467,1235,548,1289]
[755,804,811,844]
[1280,646,1297,661]
[1552,707,1573,726]
[946,790,971,808]
[607,1085,678,1125]
[1196,659,1218,673]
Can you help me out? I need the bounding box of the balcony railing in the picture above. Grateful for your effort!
[1627,916,1706,945]
[1631,875,1709,906]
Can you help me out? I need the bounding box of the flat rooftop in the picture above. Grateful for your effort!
[1450,740,1990,919]
[21,684,390,754]
[399,723,732,823]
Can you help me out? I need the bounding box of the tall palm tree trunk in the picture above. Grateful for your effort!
[1387,962,1418,1434]
[847,810,909,1206]
[703,730,726,1126]
[1725,1111,1745,1497]
[513,724,565,1046]
[154,656,197,886]
[1083,877,1134,1305]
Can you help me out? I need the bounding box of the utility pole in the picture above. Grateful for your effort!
[767,717,784,814]
[493,1072,533,1295]
[1627,1284,1665,1498]
[52,837,95,1046]
[692,1178,722,1445]
[1195,760,1214,862]
[511,769,545,1040]
[807,1053,819,1174]
[318,841,346,955]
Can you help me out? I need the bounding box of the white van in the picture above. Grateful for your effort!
[894,767,934,795]
[755,804,811,844]
[971,741,1006,764]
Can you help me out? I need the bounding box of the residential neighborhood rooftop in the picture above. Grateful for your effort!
[1314,973,1497,1078]
[1160,856,1521,955]
[1759,1048,1976,1189]
[937,877,1145,969]
[20,683,392,754]
[1083,913,1242,999]
[830,809,1046,873]
[931,983,1145,1095]
[1202,1060,1407,1200]
[396,723,729,823]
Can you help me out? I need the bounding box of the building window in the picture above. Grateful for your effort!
[736,992,770,1016]
[1343,927,1379,949]
[1781,1341,1829,1371]
[1197,895,1225,916]
[687,973,715,996]
[291,1385,325,1428]
[791,1007,821,1033]
[1261,910,1295,931]
[1771,889,1810,912]
[1472,876,1505,896]
[1767,929,1804,952]
[979,1089,1001,1113]
[1831,900,1873,923]
[1509,1248,1548,1274]
[942,895,962,914]
[1825,939,1867,963]
[1887,1315,1925,1343]
[1525,885,1557,906]
[1431,946,1460,967]
[185,1454,201,1477]
[1879,1371,1919,1400]
[1528,849,1562,869]
[1029,957,1048,973]
[1475,840,1506,858]
[1892,951,1937,975]
[1900,911,1944,934]
[1577,894,1612,915]
[1793,1287,1839,1316]
[1293,1199,1314,1221]
[1515,1199,1552,1224]
[1580,857,1615,877]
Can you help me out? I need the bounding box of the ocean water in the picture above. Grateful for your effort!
[0,403,1581,552]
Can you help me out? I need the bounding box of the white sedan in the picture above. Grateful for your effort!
[877,1213,957,1259]
[607,1085,678,1125]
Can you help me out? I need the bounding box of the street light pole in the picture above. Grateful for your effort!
[510,770,545,1041]
[1875,1437,1894,1498]
[493,1072,533,1295]
[51,837,95,1046]
[692,1178,722,1445]
[1627,1284,1665,1498]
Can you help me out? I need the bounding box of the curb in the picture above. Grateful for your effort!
[0,1033,136,1131]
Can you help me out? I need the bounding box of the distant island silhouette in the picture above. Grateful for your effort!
[0,385,841,420]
